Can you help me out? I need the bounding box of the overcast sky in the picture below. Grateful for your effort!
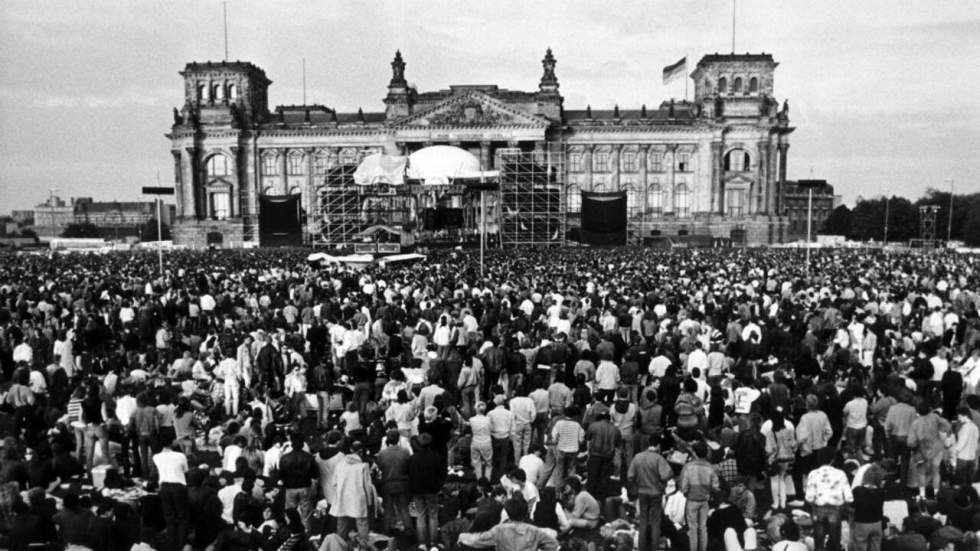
[1,0,978,210]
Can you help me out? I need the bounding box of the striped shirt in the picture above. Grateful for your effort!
[551,418,585,453]
[66,398,84,425]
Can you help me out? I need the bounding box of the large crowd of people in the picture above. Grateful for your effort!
[0,246,978,551]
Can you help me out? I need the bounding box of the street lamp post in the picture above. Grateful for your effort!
[142,186,174,280]
[797,181,822,273]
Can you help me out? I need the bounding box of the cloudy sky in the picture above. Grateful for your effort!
[1,0,978,210]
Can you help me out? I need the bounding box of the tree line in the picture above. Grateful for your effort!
[821,188,980,246]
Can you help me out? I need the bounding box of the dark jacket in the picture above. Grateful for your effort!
[734,427,767,477]
[407,447,444,495]
[278,449,317,489]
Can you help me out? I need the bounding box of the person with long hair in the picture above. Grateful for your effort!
[172,396,196,456]
[850,465,884,551]
[765,407,797,511]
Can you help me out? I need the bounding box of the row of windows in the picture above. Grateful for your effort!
[568,151,688,173]
[206,150,370,178]
[197,81,239,103]
[711,76,760,95]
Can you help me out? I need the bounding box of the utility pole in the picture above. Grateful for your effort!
[945,178,954,243]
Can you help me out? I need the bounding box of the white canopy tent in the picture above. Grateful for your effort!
[351,145,498,187]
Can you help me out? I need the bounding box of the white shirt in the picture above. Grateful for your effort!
[12,343,33,365]
[115,394,138,426]
[519,453,545,487]
[222,444,243,472]
[153,449,188,485]
[218,483,243,523]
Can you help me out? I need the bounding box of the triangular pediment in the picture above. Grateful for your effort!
[393,90,548,128]
[724,174,754,187]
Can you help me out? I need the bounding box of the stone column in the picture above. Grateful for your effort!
[230,146,241,217]
[639,145,650,215]
[767,142,778,214]
[611,144,622,189]
[184,147,200,219]
[711,142,723,215]
[171,150,184,218]
[584,145,594,191]
[756,141,769,215]
[666,145,676,214]
[479,141,491,171]
[280,149,289,194]
[778,143,789,213]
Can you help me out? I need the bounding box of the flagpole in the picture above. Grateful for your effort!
[732,0,736,53]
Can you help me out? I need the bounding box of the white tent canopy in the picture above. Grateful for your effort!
[353,153,407,186]
[352,145,498,187]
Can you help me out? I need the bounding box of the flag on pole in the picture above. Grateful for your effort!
[662,57,687,84]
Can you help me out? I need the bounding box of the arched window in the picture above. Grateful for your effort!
[703,79,712,94]
[675,182,690,218]
[287,151,305,175]
[724,149,751,172]
[261,153,279,176]
[733,77,743,93]
[648,179,663,213]
[212,83,224,101]
[749,77,759,93]
[718,77,727,94]
[197,82,208,102]
[206,155,229,177]
[227,84,238,100]
[569,153,583,172]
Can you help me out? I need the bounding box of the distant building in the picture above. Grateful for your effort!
[73,198,175,239]
[32,196,75,238]
[782,179,840,241]
[10,210,34,225]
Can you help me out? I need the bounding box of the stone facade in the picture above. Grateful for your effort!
[166,51,793,247]
[782,179,840,241]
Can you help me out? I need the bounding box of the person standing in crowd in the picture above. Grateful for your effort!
[153,435,189,551]
[585,410,620,497]
[545,405,582,489]
[510,387,536,464]
[408,433,444,549]
[850,465,885,551]
[907,399,952,499]
[278,431,317,530]
[330,441,375,543]
[628,433,674,551]
[469,401,494,482]
[796,394,834,486]
[679,441,720,551]
[375,430,410,533]
[488,395,514,480]
[953,406,979,488]
[805,448,853,551]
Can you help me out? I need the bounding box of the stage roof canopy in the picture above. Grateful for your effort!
[353,145,499,187]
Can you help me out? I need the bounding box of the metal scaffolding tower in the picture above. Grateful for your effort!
[497,146,566,247]
[918,205,940,248]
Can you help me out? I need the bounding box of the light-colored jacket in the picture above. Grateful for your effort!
[329,454,375,518]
